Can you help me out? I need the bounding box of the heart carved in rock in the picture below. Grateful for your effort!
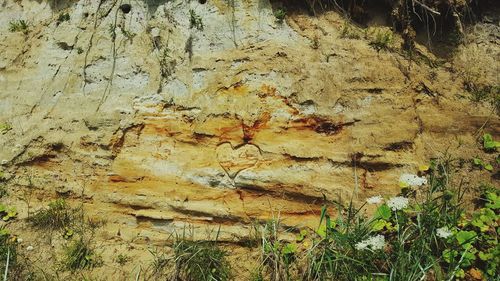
[216,142,261,179]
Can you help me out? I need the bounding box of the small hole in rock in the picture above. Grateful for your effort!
[120,4,132,14]
[199,0,207,4]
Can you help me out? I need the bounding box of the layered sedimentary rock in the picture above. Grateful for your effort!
[0,0,498,245]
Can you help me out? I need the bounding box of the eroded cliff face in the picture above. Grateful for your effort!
[0,0,498,278]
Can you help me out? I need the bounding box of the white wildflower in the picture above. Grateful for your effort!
[26,245,34,251]
[355,240,369,250]
[436,227,453,238]
[16,238,23,243]
[387,196,409,211]
[366,195,384,204]
[399,173,427,187]
[355,235,386,251]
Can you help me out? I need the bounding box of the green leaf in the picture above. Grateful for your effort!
[455,268,465,278]
[372,219,387,231]
[442,248,456,263]
[296,229,307,242]
[485,192,500,209]
[478,251,493,261]
[483,133,500,150]
[282,243,297,255]
[484,163,493,171]
[456,230,477,246]
[374,204,391,220]
[473,158,484,166]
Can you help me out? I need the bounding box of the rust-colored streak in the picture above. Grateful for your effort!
[291,116,344,135]
[242,112,271,142]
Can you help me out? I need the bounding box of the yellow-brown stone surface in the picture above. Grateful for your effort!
[0,0,498,278]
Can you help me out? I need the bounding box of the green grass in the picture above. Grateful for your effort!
[172,238,231,281]
[28,199,80,231]
[1,227,17,276]
[63,237,101,271]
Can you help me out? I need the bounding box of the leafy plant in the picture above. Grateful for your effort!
[0,204,17,221]
[189,9,204,30]
[472,158,493,171]
[8,20,29,34]
[274,8,286,24]
[482,133,500,151]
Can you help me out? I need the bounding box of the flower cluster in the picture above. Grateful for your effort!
[387,196,409,211]
[355,235,386,251]
[399,173,427,187]
[366,195,383,204]
[436,227,453,238]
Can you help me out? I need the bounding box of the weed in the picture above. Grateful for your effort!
[115,253,130,266]
[57,13,70,23]
[367,27,394,51]
[28,199,79,231]
[274,8,286,24]
[159,47,175,79]
[63,237,102,271]
[148,247,171,277]
[256,219,298,281]
[482,133,500,151]
[300,156,499,280]
[0,204,17,221]
[340,23,362,39]
[189,9,204,31]
[472,158,493,171]
[0,123,12,134]
[77,47,84,54]
[172,238,231,281]
[108,23,116,41]
[8,20,29,34]
[120,26,136,42]
[0,227,17,279]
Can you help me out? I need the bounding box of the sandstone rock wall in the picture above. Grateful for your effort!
[0,0,498,245]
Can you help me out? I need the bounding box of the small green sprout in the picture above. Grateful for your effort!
[189,9,204,30]
[274,8,286,24]
[8,20,29,34]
